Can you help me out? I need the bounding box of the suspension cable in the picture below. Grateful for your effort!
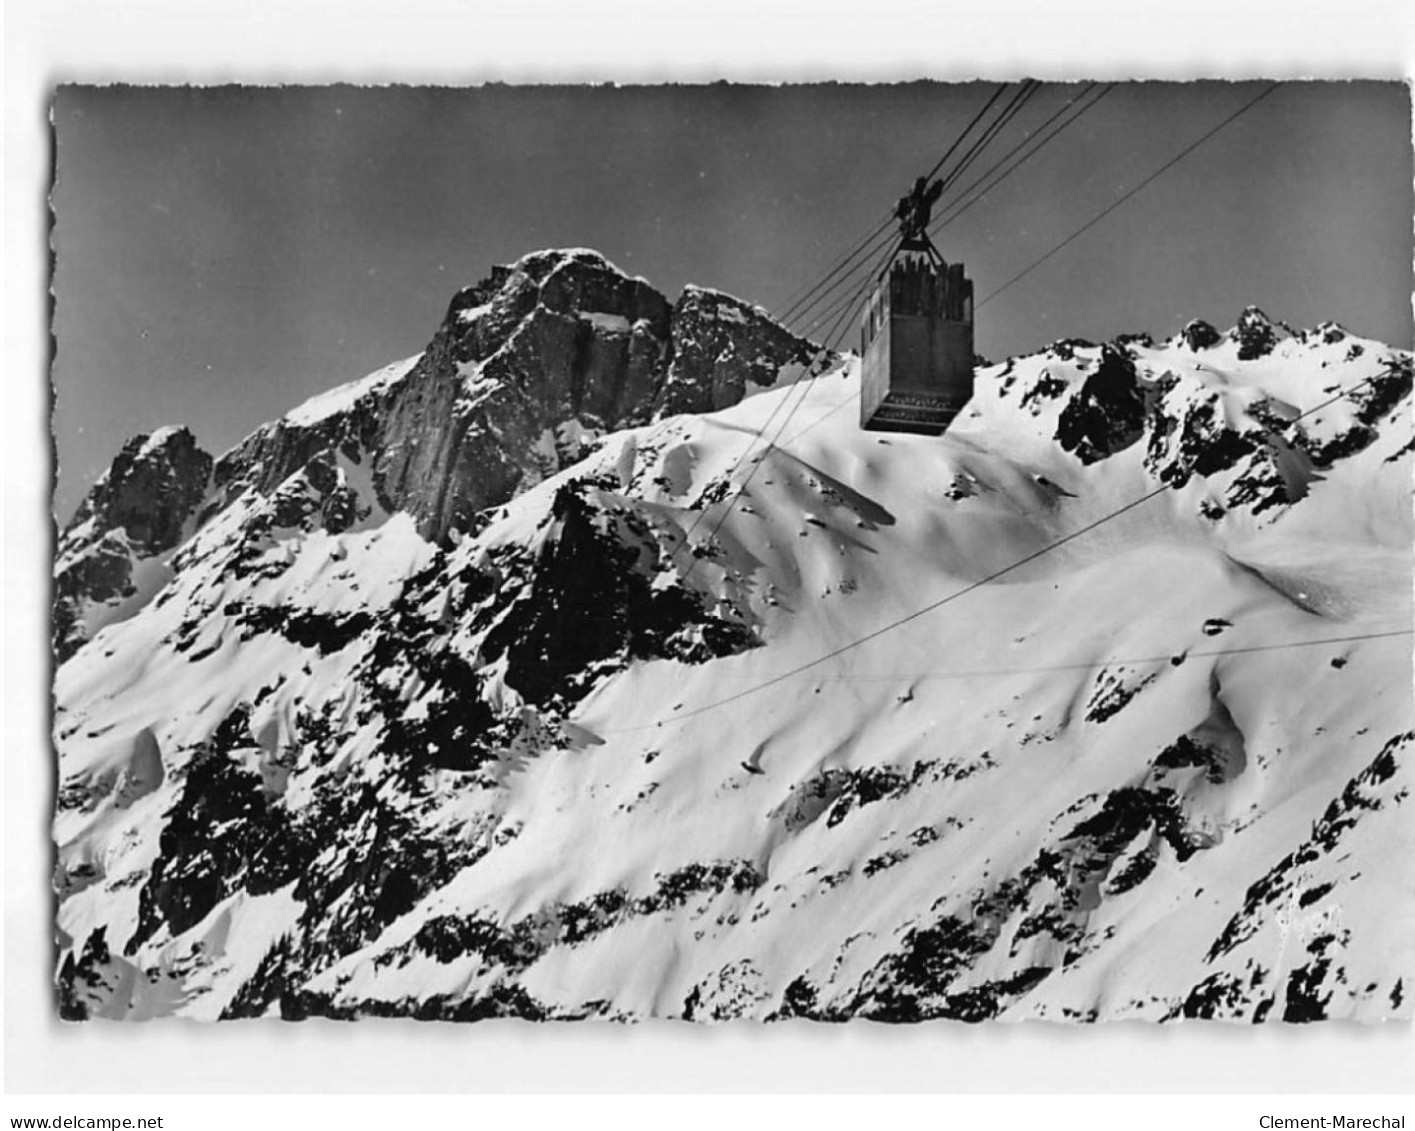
[670,235,902,592]
[601,369,1390,732]
[978,83,1282,310]
[932,83,1113,236]
[934,80,1043,200]
[777,82,1014,331]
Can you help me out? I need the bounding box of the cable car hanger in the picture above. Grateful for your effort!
[889,176,948,273]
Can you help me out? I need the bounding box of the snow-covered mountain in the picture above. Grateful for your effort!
[52,249,1414,1023]
[53,249,818,661]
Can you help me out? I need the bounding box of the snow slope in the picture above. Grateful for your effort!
[52,288,1414,1023]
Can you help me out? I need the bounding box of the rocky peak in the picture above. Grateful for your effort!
[202,249,825,547]
[55,250,827,657]
[1177,319,1222,351]
[1299,320,1349,347]
[50,288,1415,1023]
[66,426,212,555]
[438,249,673,373]
[1230,305,1282,360]
[987,315,1410,523]
[1055,344,1148,464]
[54,425,213,660]
[657,285,819,416]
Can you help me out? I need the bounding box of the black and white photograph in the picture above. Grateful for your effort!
[45,77,1414,1028]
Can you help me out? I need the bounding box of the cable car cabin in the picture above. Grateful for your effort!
[859,254,975,435]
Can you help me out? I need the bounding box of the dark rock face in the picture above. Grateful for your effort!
[655,286,818,416]
[1045,337,1098,361]
[128,706,304,953]
[1142,376,1315,515]
[67,426,213,554]
[1027,309,1407,516]
[838,696,1250,1024]
[53,472,762,1018]
[1206,733,1407,967]
[1302,321,1348,347]
[361,251,680,541]
[57,250,826,654]
[54,427,212,660]
[474,479,759,708]
[208,401,387,525]
[1231,306,1281,360]
[997,310,1410,525]
[49,279,1415,1022]
[209,251,823,545]
[1055,345,1148,464]
[1146,382,1255,487]
[55,532,137,610]
[1178,319,1222,351]
[1304,355,1414,466]
[1178,732,1413,1022]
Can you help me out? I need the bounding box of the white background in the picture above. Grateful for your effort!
[5,0,1414,1096]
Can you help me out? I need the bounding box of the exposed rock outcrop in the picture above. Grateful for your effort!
[655,286,817,416]
[207,250,822,545]
[55,249,826,656]
[53,427,212,660]
[1055,344,1148,464]
[1231,305,1282,360]
[52,278,1414,1024]
[1177,319,1222,351]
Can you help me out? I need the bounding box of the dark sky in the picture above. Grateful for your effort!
[50,81,1412,520]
